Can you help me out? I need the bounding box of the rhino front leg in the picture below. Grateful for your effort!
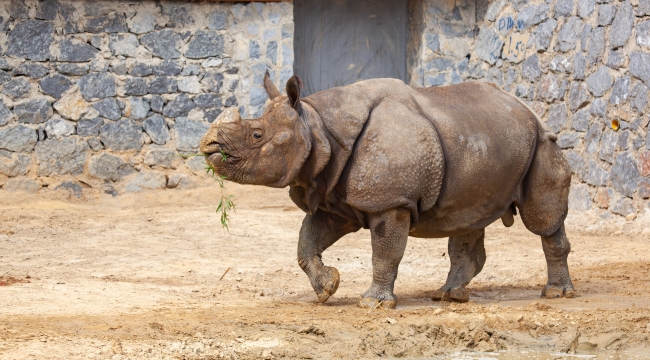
[540,224,575,299]
[359,208,410,309]
[432,229,486,303]
[298,210,361,303]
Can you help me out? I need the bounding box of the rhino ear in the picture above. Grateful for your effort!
[286,75,303,115]
[263,70,281,100]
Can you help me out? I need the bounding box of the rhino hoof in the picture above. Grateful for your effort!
[541,285,575,299]
[358,297,397,310]
[432,287,469,302]
[316,266,339,303]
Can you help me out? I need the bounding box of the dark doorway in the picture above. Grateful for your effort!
[293,0,408,96]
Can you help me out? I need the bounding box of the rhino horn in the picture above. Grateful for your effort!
[264,70,281,100]
[215,107,241,125]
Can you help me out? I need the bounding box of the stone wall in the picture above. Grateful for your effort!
[411,0,650,218]
[0,0,293,196]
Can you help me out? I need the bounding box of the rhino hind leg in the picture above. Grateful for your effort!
[298,211,361,303]
[432,229,486,303]
[540,224,575,299]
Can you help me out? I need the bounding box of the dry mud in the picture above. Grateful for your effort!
[1,184,650,359]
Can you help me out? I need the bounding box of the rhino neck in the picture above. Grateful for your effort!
[290,102,332,214]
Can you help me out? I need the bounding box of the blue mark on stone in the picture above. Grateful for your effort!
[497,17,525,32]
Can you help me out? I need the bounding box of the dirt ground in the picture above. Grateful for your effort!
[2,182,650,360]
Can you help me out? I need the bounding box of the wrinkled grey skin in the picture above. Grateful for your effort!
[200,73,575,308]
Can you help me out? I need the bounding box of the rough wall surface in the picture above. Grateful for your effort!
[0,0,293,196]
[410,0,650,218]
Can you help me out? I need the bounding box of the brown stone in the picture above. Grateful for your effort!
[595,187,612,209]
[639,150,650,177]
[53,92,89,121]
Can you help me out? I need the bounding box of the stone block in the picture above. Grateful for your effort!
[38,75,72,101]
[571,108,590,131]
[609,77,630,105]
[53,92,89,121]
[639,178,650,199]
[569,82,590,111]
[57,63,89,76]
[55,181,82,198]
[549,56,571,73]
[123,97,150,120]
[587,66,613,97]
[78,73,116,101]
[77,118,103,137]
[546,103,568,133]
[536,74,562,103]
[152,60,183,76]
[125,171,167,192]
[4,177,39,193]
[163,94,196,118]
[143,114,170,145]
[127,11,156,34]
[167,173,193,189]
[89,153,135,181]
[144,146,177,169]
[208,10,228,30]
[0,71,10,85]
[130,63,153,77]
[475,26,503,65]
[193,94,222,109]
[6,20,54,61]
[599,130,618,163]
[568,184,591,211]
[181,65,201,76]
[84,13,128,33]
[611,197,636,216]
[611,151,641,197]
[0,100,11,126]
[587,26,605,66]
[14,99,53,124]
[186,30,225,59]
[578,0,595,18]
[586,123,603,154]
[554,0,574,18]
[185,155,208,176]
[150,96,165,113]
[124,78,148,96]
[147,77,178,94]
[598,4,616,26]
[87,138,103,151]
[35,137,89,176]
[109,33,139,58]
[141,30,182,59]
[590,98,607,118]
[58,38,99,62]
[175,117,209,152]
[2,78,31,99]
[557,132,580,149]
[629,52,650,87]
[585,159,610,186]
[44,118,75,139]
[93,98,121,121]
[573,53,586,80]
[609,1,633,49]
[638,150,650,177]
[0,149,30,177]
[12,63,48,79]
[557,17,582,52]
[0,125,37,153]
[178,76,203,94]
[534,19,557,51]
[99,119,144,152]
[519,4,549,27]
[606,50,625,69]
[595,187,613,208]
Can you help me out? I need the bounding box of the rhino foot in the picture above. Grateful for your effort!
[314,266,340,303]
[431,287,469,303]
[358,283,397,309]
[541,284,576,299]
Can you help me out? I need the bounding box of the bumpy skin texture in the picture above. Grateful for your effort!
[200,73,574,308]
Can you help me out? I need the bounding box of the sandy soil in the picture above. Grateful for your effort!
[2,183,650,359]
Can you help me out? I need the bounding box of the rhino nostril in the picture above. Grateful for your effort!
[199,140,222,155]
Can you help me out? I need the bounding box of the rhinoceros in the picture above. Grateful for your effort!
[199,73,574,308]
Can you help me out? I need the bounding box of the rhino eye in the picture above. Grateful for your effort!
[253,132,262,140]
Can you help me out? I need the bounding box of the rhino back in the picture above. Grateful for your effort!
[411,82,538,235]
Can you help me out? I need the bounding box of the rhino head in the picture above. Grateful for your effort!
[200,73,312,187]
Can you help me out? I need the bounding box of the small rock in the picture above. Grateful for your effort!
[58,38,98,62]
[573,53,586,80]
[6,20,54,61]
[2,78,31,99]
[578,0,595,18]
[109,33,139,58]
[546,104,568,133]
[554,0,574,18]
[637,21,650,48]
[40,74,72,99]
[556,17,582,52]
[175,117,209,152]
[123,97,150,120]
[127,11,156,34]
[201,71,224,93]
[12,63,48,79]
[638,150,650,177]
[78,73,116,101]
[0,149,31,177]
[150,95,165,113]
[93,98,121,121]
[611,151,641,197]
[163,94,196,118]
[611,197,636,216]
[3,177,40,193]
[14,99,53,124]
[130,63,152,77]
[522,54,541,82]
[599,130,618,163]
[385,317,397,325]
[536,74,562,103]
[142,114,170,145]
[144,146,177,169]
[44,118,75,138]
[99,119,143,151]
[34,137,89,176]
[474,26,503,65]
[208,10,228,30]
[53,92,89,121]
[125,171,167,192]
[147,77,178,94]
[609,1,634,49]
[598,4,617,26]
[629,52,650,87]
[0,101,12,126]
[557,132,580,149]
[186,30,225,59]
[569,82,590,111]
[568,183,591,211]
[141,29,182,59]
[84,13,128,33]
[587,66,613,97]
[55,181,83,198]
[587,26,606,66]
[89,153,135,181]
[178,76,203,94]
[152,60,183,76]
[0,125,38,152]
[585,159,610,186]
[76,118,103,137]
[609,77,630,105]
[124,78,148,96]
[167,173,192,189]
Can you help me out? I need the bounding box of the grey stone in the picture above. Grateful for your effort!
[12,63,48,79]
[0,71,11,85]
[57,63,89,76]
[534,19,558,51]
[425,33,440,52]
[0,149,30,177]
[147,77,178,94]
[586,123,603,153]
[181,65,201,76]
[611,151,641,197]
[611,197,636,216]
[518,4,549,27]
[441,21,471,37]
[201,71,224,93]
[127,11,155,34]
[89,153,134,181]
[186,31,225,59]
[580,23,591,52]
[0,100,11,126]
[87,137,103,151]
[572,108,590,131]
[89,59,108,72]
[14,99,52,124]
[90,35,102,49]
[522,54,541,82]
[58,38,98,62]
[609,1,633,49]
[141,30,182,59]
[638,0,650,16]
[599,130,618,162]
[554,0,574,18]
[568,184,591,211]
[55,181,82,198]
[536,74,562,103]
[6,20,54,61]
[282,43,293,66]
[109,33,139,58]
[587,66,613,96]
[569,82,590,111]
[281,23,292,39]
[9,0,29,18]
[565,150,586,179]
[475,26,503,65]
[590,98,607,117]
[124,78,148,96]
[77,118,103,137]
[587,26,606,66]
[224,96,238,107]
[60,3,83,35]
[610,77,630,105]
[573,53,586,80]
[250,86,268,106]
[557,17,582,52]
[185,155,208,175]
[578,0,596,18]
[4,178,40,193]
[633,134,646,150]
[557,132,580,148]
[99,119,143,151]
[144,146,176,168]
[546,103,568,133]
[44,117,75,138]
[606,50,626,69]
[175,117,209,152]
[630,83,649,113]
[143,114,169,145]
[152,60,183,76]
[123,97,150,120]
[637,21,650,50]
[0,125,37,152]
[630,52,650,87]
[193,94,222,109]
[35,137,89,176]
[266,41,278,65]
[78,73,116,101]
[163,94,195,118]
[205,108,224,123]
[598,4,616,26]
[3,78,31,99]
[249,41,260,59]
[93,98,120,121]
[167,173,192,189]
[85,13,128,33]
[150,96,165,113]
[160,3,194,27]
[618,130,630,150]
[585,159,610,186]
[549,56,571,73]
[208,10,228,30]
[125,171,167,192]
[130,63,153,77]
[485,0,507,21]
